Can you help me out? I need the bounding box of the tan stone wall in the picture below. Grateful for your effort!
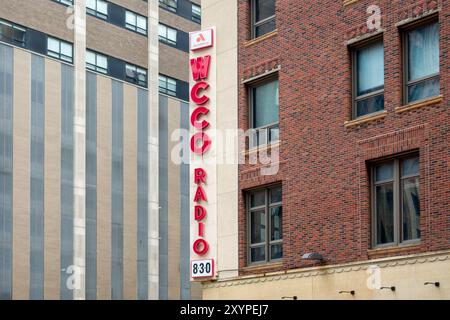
[0,0,73,42]
[159,8,199,33]
[44,59,62,300]
[159,44,189,82]
[86,16,148,68]
[202,251,450,300]
[123,84,138,299]
[96,76,113,300]
[12,48,31,299]
[109,0,148,16]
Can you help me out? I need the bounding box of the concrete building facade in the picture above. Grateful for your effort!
[0,0,201,300]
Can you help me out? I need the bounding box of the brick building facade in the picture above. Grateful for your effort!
[200,0,449,299]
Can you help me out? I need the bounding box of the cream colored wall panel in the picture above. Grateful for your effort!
[96,76,112,300]
[44,59,62,300]
[167,97,181,300]
[202,251,450,300]
[123,84,137,300]
[12,48,31,299]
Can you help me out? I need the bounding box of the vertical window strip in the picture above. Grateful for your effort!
[0,44,13,300]
[137,89,148,300]
[111,81,123,300]
[29,55,45,300]
[179,102,191,299]
[60,64,74,300]
[85,72,97,300]
[158,95,169,300]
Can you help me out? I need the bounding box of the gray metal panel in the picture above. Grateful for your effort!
[0,44,13,300]
[85,72,97,300]
[179,101,191,300]
[60,64,74,300]
[158,95,168,300]
[137,89,148,300]
[29,54,45,300]
[111,80,123,300]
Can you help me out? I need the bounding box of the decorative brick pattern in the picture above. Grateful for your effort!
[237,0,449,275]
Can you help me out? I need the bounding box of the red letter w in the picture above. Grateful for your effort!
[190,55,211,81]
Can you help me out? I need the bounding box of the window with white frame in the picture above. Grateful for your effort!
[86,50,108,74]
[47,37,73,63]
[125,11,147,35]
[192,4,201,23]
[159,74,177,96]
[87,0,108,19]
[158,24,177,46]
[159,0,177,12]
[125,64,147,87]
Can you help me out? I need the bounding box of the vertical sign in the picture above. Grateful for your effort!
[189,28,217,280]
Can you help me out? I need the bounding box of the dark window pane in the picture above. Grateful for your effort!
[255,0,275,22]
[401,157,419,177]
[270,244,282,260]
[408,22,439,81]
[255,19,276,38]
[250,190,265,208]
[250,210,266,244]
[402,177,420,241]
[251,246,265,263]
[375,162,393,182]
[408,77,440,103]
[270,207,282,241]
[356,93,384,117]
[270,186,282,204]
[376,184,394,245]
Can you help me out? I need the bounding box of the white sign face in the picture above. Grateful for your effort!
[191,259,214,279]
[189,29,214,51]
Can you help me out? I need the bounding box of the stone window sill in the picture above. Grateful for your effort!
[244,141,280,156]
[241,261,283,274]
[344,0,360,6]
[395,95,443,114]
[243,30,278,47]
[344,110,387,129]
[368,243,422,259]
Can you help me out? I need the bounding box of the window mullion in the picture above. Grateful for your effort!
[266,189,270,263]
[394,159,400,245]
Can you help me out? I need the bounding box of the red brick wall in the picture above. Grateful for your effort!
[237,0,449,274]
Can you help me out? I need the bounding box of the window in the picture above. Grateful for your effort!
[125,64,147,87]
[47,37,73,63]
[247,186,282,265]
[0,19,26,47]
[86,50,108,73]
[251,0,276,38]
[159,75,177,96]
[192,4,201,24]
[352,40,384,118]
[158,24,177,46]
[159,0,177,12]
[249,78,279,148]
[403,20,439,104]
[87,0,108,19]
[372,155,420,248]
[53,0,73,5]
[125,11,147,35]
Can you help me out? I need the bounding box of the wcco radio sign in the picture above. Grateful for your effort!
[189,28,216,280]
